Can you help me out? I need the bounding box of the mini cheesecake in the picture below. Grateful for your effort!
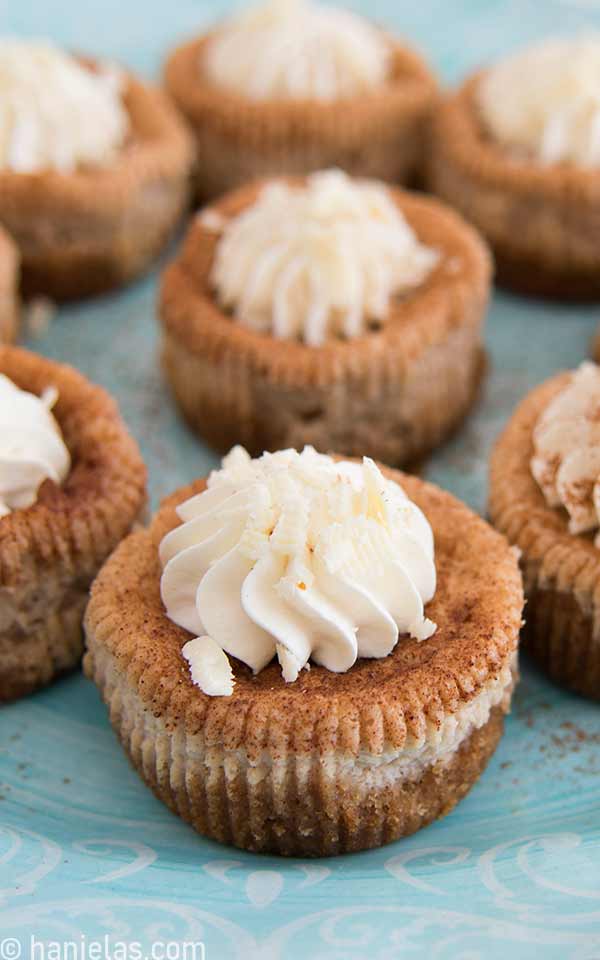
[164,0,437,200]
[429,37,600,299]
[0,346,147,701]
[0,39,193,300]
[490,363,600,699]
[160,171,491,466]
[85,450,522,856]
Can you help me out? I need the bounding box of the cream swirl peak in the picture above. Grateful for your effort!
[203,0,390,101]
[478,35,600,168]
[210,169,438,346]
[531,363,600,540]
[0,374,71,517]
[160,446,437,696]
[0,38,128,173]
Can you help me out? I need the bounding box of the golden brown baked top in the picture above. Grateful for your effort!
[87,465,522,758]
[160,178,491,380]
[0,346,147,588]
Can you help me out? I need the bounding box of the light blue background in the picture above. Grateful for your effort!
[1,2,600,958]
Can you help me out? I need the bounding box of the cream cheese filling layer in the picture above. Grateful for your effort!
[350,659,514,780]
[478,35,600,167]
[230,658,514,785]
[92,640,514,787]
[210,169,438,346]
[203,0,391,101]
[160,445,437,695]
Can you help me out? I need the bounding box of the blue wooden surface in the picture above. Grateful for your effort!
[1,2,600,958]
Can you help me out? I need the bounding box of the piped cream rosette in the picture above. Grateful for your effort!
[0,373,70,517]
[160,446,437,695]
[203,0,391,102]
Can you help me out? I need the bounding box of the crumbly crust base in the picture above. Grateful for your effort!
[0,72,194,300]
[164,36,437,200]
[160,183,491,466]
[0,227,19,343]
[0,347,147,701]
[84,467,522,855]
[428,73,600,300]
[489,372,600,700]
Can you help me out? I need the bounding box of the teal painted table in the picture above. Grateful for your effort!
[1,2,600,958]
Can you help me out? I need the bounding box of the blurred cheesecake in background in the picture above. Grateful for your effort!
[0,346,147,702]
[0,38,194,300]
[163,0,437,200]
[429,35,600,299]
[490,362,600,700]
[159,168,491,466]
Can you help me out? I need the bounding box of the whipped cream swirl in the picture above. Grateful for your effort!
[203,0,390,101]
[478,35,600,168]
[210,169,438,346]
[531,363,600,540]
[0,374,71,517]
[0,39,128,173]
[160,446,437,696]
